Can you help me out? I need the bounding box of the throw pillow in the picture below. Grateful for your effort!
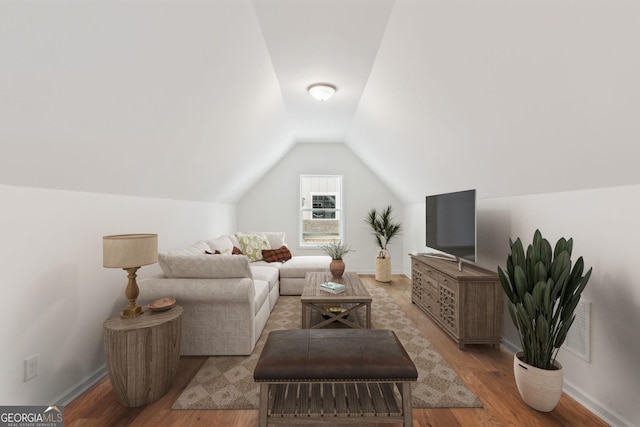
[232,246,243,255]
[163,240,210,256]
[236,232,270,262]
[206,236,234,254]
[261,232,286,249]
[262,245,292,263]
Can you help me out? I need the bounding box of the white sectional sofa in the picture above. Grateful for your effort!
[138,232,330,356]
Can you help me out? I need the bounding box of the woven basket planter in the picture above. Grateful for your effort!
[375,253,392,282]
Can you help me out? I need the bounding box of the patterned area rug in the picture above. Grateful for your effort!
[172,287,482,410]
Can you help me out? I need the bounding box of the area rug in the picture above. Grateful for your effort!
[172,287,482,410]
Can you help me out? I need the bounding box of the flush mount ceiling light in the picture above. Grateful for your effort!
[307,83,337,101]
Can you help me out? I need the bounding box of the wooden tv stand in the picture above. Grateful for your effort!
[410,255,502,350]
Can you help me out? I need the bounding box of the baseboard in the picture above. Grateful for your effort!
[53,365,108,406]
[353,269,406,276]
[562,379,634,427]
[501,338,630,427]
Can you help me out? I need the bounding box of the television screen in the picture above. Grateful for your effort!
[426,189,476,262]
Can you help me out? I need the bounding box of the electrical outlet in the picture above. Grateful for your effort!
[24,354,38,381]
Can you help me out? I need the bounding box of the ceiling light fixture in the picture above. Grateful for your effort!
[307,83,337,101]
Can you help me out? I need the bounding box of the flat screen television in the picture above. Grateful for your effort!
[426,189,476,263]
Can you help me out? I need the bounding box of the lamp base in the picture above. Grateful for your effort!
[121,304,143,319]
[122,267,143,319]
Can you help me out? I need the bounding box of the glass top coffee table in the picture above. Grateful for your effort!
[302,272,372,329]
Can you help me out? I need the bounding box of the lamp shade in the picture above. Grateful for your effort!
[103,234,158,268]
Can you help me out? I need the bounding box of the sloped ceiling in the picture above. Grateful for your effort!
[253,0,394,142]
[0,0,293,203]
[348,0,640,203]
[1,0,639,204]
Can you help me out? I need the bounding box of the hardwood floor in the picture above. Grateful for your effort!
[65,274,609,426]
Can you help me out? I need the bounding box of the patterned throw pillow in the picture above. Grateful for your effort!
[236,232,271,262]
[262,246,292,263]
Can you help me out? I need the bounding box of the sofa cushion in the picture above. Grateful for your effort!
[278,256,332,278]
[262,246,292,263]
[251,266,280,293]
[251,260,282,268]
[206,236,234,254]
[237,232,271,262]
[254,279,269,315]
[158,254,252,278]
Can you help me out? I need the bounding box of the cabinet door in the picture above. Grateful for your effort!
[411,266,424,303]
[438,281,458,335]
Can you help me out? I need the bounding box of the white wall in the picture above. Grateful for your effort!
[349,0,640,205]
[0,184,235,405]
[237,142,404,273]
[403,185,640,427]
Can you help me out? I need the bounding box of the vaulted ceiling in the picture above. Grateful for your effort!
[1,0,638,204]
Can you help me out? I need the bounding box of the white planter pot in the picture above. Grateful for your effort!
[513,351,563,412]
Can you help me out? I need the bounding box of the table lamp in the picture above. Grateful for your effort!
[103,234,158,318]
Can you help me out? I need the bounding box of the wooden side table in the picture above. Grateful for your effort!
[103,305,183,407]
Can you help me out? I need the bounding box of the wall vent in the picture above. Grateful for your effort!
[562,299,591,362]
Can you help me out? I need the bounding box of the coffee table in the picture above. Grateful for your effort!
[302,272,372,329]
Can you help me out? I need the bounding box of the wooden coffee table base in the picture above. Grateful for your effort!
[302,272,372,329]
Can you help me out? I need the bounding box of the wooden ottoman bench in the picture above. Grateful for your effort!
[253,329,418,426]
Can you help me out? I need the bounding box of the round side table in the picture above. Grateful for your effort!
[103,305,183,407]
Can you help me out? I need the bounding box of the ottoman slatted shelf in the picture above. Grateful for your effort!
[254,329,418,426]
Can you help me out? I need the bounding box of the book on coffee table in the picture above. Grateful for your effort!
[320,281,346,294]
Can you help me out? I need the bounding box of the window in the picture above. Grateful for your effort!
[300,175,343,246]
[312,195,336,219]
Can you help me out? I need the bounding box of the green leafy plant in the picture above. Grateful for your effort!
[497,229,592,370]
[320,241,353,260]
[365,205,402,258]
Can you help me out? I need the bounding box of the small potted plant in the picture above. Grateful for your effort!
[498,229,592,412]
[365,205,402,282]
[320,241,353,278]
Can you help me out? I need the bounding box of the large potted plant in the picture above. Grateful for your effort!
[365,205,402,282]
[320,241,353,278]
[497,229,592,412]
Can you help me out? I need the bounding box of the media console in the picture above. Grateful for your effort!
[410,255,502,350]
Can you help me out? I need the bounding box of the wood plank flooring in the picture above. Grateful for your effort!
[65,274,609,426]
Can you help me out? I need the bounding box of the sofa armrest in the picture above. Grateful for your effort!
[158,254,252,279]
[139,276,255,304]
[138,277,258,355]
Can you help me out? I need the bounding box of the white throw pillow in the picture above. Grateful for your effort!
[226,234,241,249]
[163,240,210,256]
[261,232,286,250]
[206,236,234,254]
[236,232,271,262]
